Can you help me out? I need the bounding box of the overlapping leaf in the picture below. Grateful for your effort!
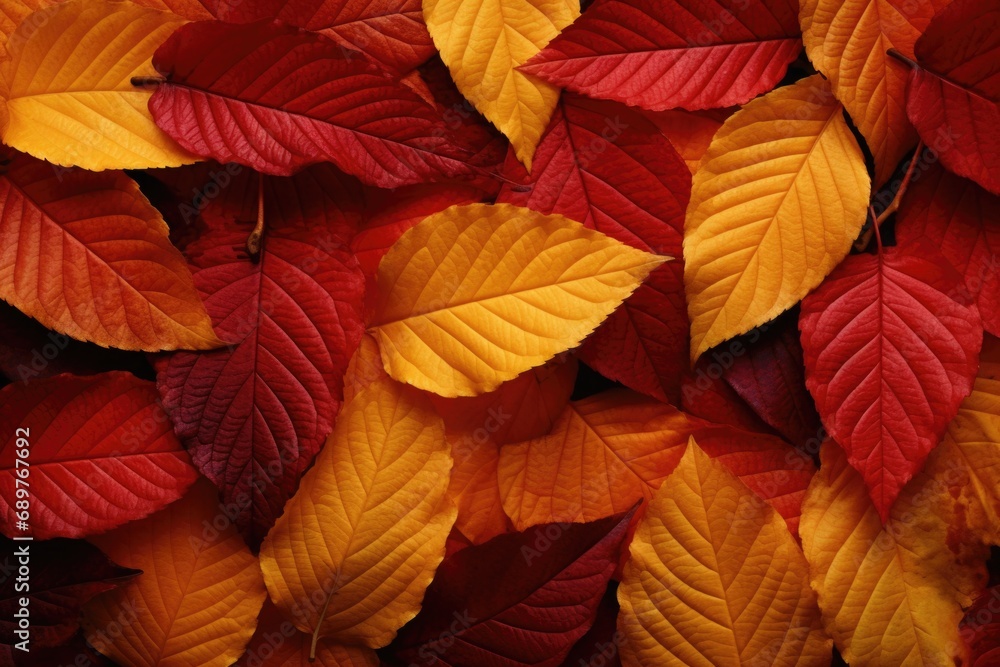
[157,164,366,547]
[423,0,580,168]
[685,75,870,361]
[0,537,138,659]
[260,375,455,648]
[0,152,220,351]
[800,242,982,520]
[369,202,665,397]
[498,390,816,535]
[0,372,199,539]
[800,0,950,185]
[897,0,1000,195]
[618,440,830,667]
[521,0,802,111]
[147,20,477,186]
[962,587,1000,667]
[896,163,1000,337]
[0,0,197,170]
[388,510,634,667]
[800,442,984,666]
[498,95,691,403]
[83,480,267,667]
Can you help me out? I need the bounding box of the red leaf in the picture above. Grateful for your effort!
[157,166,366,547]
[898,0,1000,195]
[209,0,436,72]
[896,162,1000,337]
[519,0,802,111]
[557,585,621,667]
[431,356,578,446]
[0,372,199,539]
[0,537,139,655]
[497,95,690,403]
[721,312,824,450]
[962,586,1000,667]
[682,361,779,436]
[388,510,636,667]
[799,243,983,521]
[148,20,478,186]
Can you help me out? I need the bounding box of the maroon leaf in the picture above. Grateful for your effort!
[0,537,139,657]
[682,360,779,437]
[387,509,636,667]
[520,0,801,111]
[799,242,983,520]
[147,20,478,186]
[896,162,1000,337]
[498,95,690,403]
[962,586,1000,667]
[157,165,366,547]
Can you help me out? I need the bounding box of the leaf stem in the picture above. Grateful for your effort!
[130,75,165,89]
[871,205,882,253]
[876,140,923,226]
[246,172,265,261]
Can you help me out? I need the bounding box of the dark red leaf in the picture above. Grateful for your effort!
[896,162,1000,337]
[682,360,779,436]
[208,0,436,72]
[0,537,139,655]
[899,0,1000,195]
[157,165,366,547]
[721,311,824,450]
[520,0,801,111]
[961,586,1000,667]
[799,243,983,521]
[0,372,199,539]
[148,20,478,186]
[387,509,636,667]
[558,585,621,667]
[497,95,690,403]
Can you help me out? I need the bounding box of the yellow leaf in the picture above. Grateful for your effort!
[684,75,870,361]
[259,375,456,649]
[82,480,267,667]
[926,335,1000,542]
[370,202,666,397]
[0,0,198,170]
[423,0,579,169]
[618,439,831,667]
[800,0,949,186]
[800,441,985,666]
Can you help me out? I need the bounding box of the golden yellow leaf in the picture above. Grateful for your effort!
[259,375,456,649]
[684,75,870,362]
[800,0,950,186]
[82,480,267,667]
[924,334,1000,544]
[423,0,579,169]
[618,439,831,667]
[800,441,985,666]
[370,202,666,397]
[0,0,198,170]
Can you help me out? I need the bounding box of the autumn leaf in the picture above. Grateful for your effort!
[647,108,733,174]
[259,374,455,649]
[497,390,816,535]
[445,433,512,545]
[0,0,198,170]
[156,164,366,546]
[800,441,985,666]
[961,586,1000,667]
[423,0,580,169]
[83,479,267,667]
[369,202,666,397]
[0,372,199,539]
[684,74,870,362]
[0,537,139,659]
[146,19,478,186]
[388,510,635,667]
[521,0,802,111]
[799,0,950,185]
[799,241,982,521]
[0,152,221,352]
[498,95,691,403]
[618,439,831,666]
[894,0,1000,196]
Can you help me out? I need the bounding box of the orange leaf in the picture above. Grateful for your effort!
[82,480,267,667]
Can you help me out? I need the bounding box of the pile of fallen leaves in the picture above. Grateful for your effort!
[0,0,999,665]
